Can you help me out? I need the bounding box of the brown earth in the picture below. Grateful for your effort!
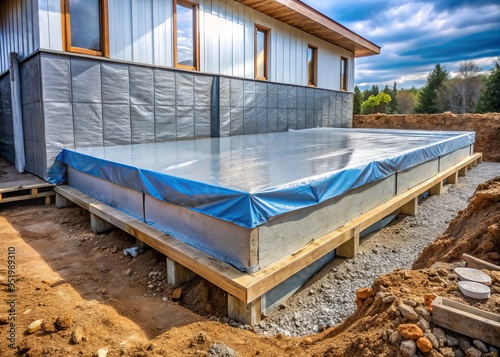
[353,113,500,162]
[1,180,499,356]
[413,176,500,269]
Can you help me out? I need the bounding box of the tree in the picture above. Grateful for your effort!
[415,64,450,113]
[476,57,500,113]
[353,86,362,114]
[438,60,483,113]
[388,81,398,114]
[361,92,391,114]
[396,90,416,114]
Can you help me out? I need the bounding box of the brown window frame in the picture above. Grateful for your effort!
[173,0,200,71]
[340,56,348,91]
[254,24,270,80]
[307,44,317,87]
[61,0,109,57]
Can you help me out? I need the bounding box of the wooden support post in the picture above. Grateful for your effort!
[55,193,75,208]
[400,197,418,216]
[166,257,198,286]
[467,163,473,170]
[458,166,467,177]
[336,225,360,259]
[90,212,115,233]
[477,155,483,163]
[429,181,443,196]
[228,295,261,325]
[136,238,149,251]
[471,159,478,167]
[447,171,459,184]
[31,188,38,198]
[44,195,51,205]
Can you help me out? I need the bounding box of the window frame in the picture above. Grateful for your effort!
[173,0,200,71]
[307,44,317,87]
[61,0,109,57]
[254,24,270,80]
[340,56,348,91]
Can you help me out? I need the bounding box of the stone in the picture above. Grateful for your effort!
[455,350,465,357]
[398,304,419,321]
[465,347,481,357]
[302,337,313,345]
[415,305,432,322]
[55,315,72,330]
[356,287,373,299]
[97,348,108,357]
[208,342,237,357]
[27,320,42,334]
[72,327,85,344]
[490,347,499,354]
[446,335,459,347]
[472,340,488,353]
[383,295,396,303]
[440,347,455,357]
[458,337,471,351]
[403,299,418,307]
[433,328,446,348]
[417,318,430,331]
[491,271,500,284]
[389,331,402,344]
[355,297,364,309]
[416,337,433,353]
[172,287,182,301]
[424,332,439,349]
[398,324,424,340]
[400,340,417,357]
[41,321,57,333]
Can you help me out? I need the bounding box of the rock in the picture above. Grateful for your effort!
[172,287,182,301]
[356,287,373,299]
[55,315,72,330]
[490,347,499,354]
[403,299,417,307]
[26,320,42,334]
[208,342,237,357]
[389,331,402,344]
[446,335,459,347]
[417,318,430,331]
[416,337,432,353]
[472,340,488,353]
[398,324,423,340]
[97,347,108,357]
[465,347,482,357]
[383,295,396,303]
[424,332,439,349]
[72,327,85,344]
[440,347,455,357]
[398,304,419,321]
[415,305,432,322]
[302,337,313,345]
[355,297,364,309]
[455,350,465,357]
[458,337,471,351]
[41,321,57,333]
[491,271,500,284]
[432,328,445,348]
[400,340,417,357]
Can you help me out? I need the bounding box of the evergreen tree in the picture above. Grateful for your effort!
[389,81,398,114]
[475,58,500,113]
[415,64,450,113]
[353,86,362,114]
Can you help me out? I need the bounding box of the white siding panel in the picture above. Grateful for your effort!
[38,0,50,50]
[47,0,62,50]
[243,6,253,78]
[0,0,40,73]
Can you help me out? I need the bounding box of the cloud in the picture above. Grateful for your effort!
[302,0,500,89]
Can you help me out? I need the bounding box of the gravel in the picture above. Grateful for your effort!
[252,162,500,337]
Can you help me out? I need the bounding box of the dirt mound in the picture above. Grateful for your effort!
[353,113,500,162]
[413,176,500,269]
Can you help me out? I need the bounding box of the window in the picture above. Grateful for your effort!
[340,57,348,91]
[307,45,317,86]
[255,25,269,80]
[174,0,199,70]
[62,0,109,56]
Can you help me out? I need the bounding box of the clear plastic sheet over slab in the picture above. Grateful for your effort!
[50,128,475,228]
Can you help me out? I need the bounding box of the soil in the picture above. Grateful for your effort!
[353,113,500,162]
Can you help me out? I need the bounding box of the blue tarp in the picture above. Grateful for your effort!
[49,128,475,228]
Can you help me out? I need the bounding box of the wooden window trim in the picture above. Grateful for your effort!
[341,56,348,91]
[173,0,200,71]
[307,44,317,87]
[254,24,270,80]
[61,0,109,57]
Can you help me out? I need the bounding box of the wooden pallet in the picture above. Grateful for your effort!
[54,152,483,324]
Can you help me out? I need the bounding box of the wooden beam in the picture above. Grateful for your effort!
[400,196,418,216]
[462,253,500,271]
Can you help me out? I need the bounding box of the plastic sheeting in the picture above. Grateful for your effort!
[50,128,475,229]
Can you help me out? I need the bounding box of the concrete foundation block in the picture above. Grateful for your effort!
[55,193,75,208]
[166,257,197,286]
[228,295,261,325]
[90,212,115,233]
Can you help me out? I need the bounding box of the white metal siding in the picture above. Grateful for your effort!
[33,0,355,90]
[0,0,39,73]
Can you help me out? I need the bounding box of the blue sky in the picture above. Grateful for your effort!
[303,0,500,90]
